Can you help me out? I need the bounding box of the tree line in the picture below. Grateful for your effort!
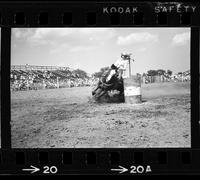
[69,68,184,79]
[145,69,172,76]
[92,67,174,79]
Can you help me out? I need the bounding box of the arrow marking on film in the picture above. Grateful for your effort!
[22,165,40,174]
[111,165,128,174]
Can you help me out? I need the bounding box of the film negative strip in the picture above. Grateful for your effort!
[0,1,200,175]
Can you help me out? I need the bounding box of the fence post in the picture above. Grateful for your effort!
[43,79,46,89]
[57,77,59,88]
[142,76,145,84]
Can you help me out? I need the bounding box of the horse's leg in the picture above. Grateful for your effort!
[93,84,99,92]
[92,81,101,95]
[96,90,107,100]
[94,88,107,100]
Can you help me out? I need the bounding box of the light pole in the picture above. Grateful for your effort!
[128,56,131,78]
[125,53,134,78]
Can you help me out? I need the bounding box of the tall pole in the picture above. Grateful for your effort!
[129,58,131,78]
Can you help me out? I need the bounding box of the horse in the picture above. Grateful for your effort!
[92,68,124,101]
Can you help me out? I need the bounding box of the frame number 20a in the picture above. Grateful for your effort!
[130,165,152,174]
[111,165,152,174]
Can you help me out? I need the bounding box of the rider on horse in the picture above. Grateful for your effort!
[105,52,130,83]
[92,53,131,98]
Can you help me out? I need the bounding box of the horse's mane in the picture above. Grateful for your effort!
[101,69,118,85]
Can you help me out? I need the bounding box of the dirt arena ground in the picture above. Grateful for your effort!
[11,82,191,148]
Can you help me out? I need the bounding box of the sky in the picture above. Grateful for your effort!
[11,28,190,75]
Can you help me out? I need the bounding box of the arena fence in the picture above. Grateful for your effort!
[141,73,190,84]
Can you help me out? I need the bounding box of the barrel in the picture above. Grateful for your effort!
[123,75,142,104]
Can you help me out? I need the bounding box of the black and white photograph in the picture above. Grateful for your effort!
[10,28,191,148]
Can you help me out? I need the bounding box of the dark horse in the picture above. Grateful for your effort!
[92,68,124,101]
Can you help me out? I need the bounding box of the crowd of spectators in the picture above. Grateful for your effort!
[10,69,98,91]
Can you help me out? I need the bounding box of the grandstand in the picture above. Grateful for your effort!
[10,65,94,91]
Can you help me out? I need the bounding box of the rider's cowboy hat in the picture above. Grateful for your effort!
[121,53,131,59]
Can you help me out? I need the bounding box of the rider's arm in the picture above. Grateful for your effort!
[114,59,128,71]
[118,61,128,71]
[114,59,121,68]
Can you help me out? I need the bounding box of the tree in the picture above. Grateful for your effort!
[157,69,166,75]
[63,69,72,77]
[167,70,172,76]
[92,66,110,78]
[142,73,146,77]
[72,69,88,79]
[100,67,110,74]
[147,70,157,76]
[92,72,102,78]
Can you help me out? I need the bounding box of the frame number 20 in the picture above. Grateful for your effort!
[43,166,58,174]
